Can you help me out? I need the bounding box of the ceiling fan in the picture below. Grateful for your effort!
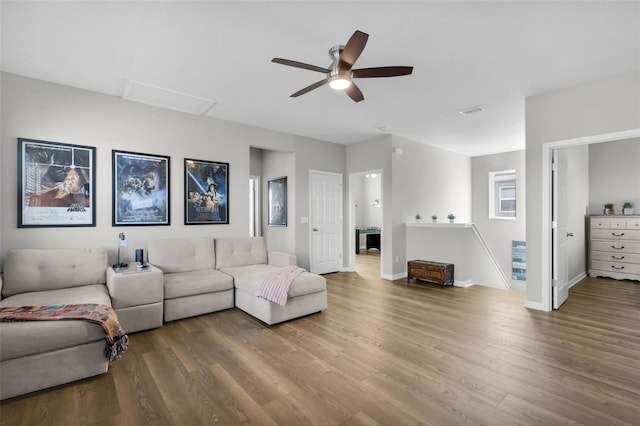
[272,30,413,102]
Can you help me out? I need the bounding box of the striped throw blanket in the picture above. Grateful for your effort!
[0,304,129,361]
[256,265,306,306]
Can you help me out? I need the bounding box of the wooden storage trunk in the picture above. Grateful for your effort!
[407,260,454,286]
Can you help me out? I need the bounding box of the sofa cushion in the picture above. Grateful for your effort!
[0,284,111,361]
[148,237,216,273]
[220,264,326,298]
[215,237,268,269]
[2,248,107,298]
[163,269,234,300]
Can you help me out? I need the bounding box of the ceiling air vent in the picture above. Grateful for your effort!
[459,105,484,116]
[123,80,216,116]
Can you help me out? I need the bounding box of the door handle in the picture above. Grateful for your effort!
[313,228,318,232]
[566,232,574,237]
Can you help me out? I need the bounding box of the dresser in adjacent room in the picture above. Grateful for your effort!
[589,216,640,281]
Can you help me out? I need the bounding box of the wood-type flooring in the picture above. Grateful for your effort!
[1,251,639,425]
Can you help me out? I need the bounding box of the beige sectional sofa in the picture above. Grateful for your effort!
[0,248,112,400]
[147,236,327,325]
[0,237,327,400]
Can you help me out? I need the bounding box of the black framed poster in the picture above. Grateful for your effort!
[112,150,170,226]
[184,158,229,225]
[18,138,96,227]
[268,176,287,227]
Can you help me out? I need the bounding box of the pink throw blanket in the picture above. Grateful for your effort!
[256,265,306,306]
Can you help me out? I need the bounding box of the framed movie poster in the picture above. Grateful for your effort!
[185,158,229,225]
[112,150,170,226]
[18,138,96,228]
[268,176,287,227]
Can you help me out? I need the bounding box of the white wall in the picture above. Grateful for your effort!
[391,135,471,277]
[525,69,640,309]
[588,138,640,215]
[353,174,382,249]
[262,150,295,253]
[353,177,364,227]
[0,73,346,270]
[346,135,472,279]
[292,141,346,269]
[471,150,526,292]
[249,147,263,176]
[406,224,509,289]
[362,174,382,228]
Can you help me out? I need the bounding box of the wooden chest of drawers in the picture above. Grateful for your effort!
[407,260,454,286]
[589,216,640,281]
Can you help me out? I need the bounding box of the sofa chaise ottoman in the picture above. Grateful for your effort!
[215,237,327,325]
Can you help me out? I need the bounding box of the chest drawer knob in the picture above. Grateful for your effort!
[612,255,625,260]
[611,232,625,237]
[611,245,625,249]
[611,265,625,270]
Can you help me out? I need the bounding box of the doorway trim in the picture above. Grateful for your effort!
[347,169,384,274]
[540,128,640,311]
[249,175,261,237]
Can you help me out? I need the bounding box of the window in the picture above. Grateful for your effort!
[489,170,516,219]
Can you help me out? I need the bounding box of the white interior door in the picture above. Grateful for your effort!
[310,171,343,274]
[552,149,569,309]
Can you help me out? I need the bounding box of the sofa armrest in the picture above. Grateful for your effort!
[268,251,297,267]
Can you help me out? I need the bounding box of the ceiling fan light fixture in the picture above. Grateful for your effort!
[329,74,352,90]
[272,30,413,101]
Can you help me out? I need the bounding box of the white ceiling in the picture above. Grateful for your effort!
[2,1,639,157]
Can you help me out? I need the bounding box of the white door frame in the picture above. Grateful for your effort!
[540,128,640,311]
[347,169,384,274]
[552,149,569,309]
[249,175,261,237]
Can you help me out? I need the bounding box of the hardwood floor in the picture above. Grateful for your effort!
[1,251,639,425]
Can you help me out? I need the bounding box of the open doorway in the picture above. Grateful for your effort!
[541,129,640,311]
[348,170,383,275]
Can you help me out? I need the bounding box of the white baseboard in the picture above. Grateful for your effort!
[524,300,550,311]
[454,280,474,288]
[568,272,587,289]
[382,272,407,281]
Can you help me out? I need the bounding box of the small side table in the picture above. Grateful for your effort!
[106,265,164,333]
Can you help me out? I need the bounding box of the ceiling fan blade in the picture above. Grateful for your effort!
[290,78,329,97]
[352,66,414,78]
[338,30,369,71]
[272,58,329,74]
[345,82,364,102]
